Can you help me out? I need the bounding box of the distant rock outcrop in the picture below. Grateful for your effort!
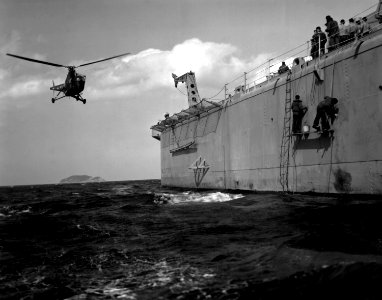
[59,175,105,184]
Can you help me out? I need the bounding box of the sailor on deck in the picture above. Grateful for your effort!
[310,29,318,58]
[348,18,357,42]
[325,15,340,52]
[278,62,290,75]
[339,19,349,46]
[312,96,339,132]
[361,17,371,36]
[316,27,327,56]
[356,18,364,38]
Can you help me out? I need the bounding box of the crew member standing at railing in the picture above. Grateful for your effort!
[311,29,319,58]
[339,19,349,46]
[316,27,327,56]
[361,17,371,36]
[278,61,290,74]
[325,15,340,52]
[356,18,364,38]
[348,18,357,42]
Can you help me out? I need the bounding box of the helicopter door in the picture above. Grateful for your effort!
[76,75,86,90]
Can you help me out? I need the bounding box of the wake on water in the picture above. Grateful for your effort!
[111,184,244,204]
[152,191,244,205]
[1,179,382,299]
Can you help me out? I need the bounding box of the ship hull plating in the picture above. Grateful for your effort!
[159,36,382,194]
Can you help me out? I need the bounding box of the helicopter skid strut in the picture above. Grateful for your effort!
[75,95,86,104]
[51,95,86,104]
[51,95,65,103]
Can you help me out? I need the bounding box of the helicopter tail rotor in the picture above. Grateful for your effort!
[51,80,55,103]
[50,80,64,103]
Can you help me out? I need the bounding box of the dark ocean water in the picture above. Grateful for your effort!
[1,179,382,300]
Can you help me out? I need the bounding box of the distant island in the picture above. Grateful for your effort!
[59,175,106,184]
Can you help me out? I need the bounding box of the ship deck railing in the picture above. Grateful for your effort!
[220,7,382,102]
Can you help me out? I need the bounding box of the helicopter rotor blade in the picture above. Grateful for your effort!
[6,53,66,68]
[76,52,130,68]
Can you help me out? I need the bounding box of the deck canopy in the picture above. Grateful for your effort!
[150,99,223,132]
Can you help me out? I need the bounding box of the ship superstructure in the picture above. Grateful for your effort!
[151,2,382,194]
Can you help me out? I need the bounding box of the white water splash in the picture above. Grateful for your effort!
[154,191,244,204]
[83,284,137,300]
[0,205,31,217]
[102,286,136,299]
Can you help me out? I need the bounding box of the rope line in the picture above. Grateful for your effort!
[353,3,378,18]
[206,86,225,100]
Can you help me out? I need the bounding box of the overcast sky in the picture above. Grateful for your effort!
[0,0,377,185]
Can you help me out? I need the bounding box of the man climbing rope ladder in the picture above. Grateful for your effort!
[291,95,308,133]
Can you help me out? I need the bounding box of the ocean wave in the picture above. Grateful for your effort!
[2,180,382,299]
[111,185,145,196]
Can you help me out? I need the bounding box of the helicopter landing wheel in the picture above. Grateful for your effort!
[82,99,86,104]
[51,98,55,103]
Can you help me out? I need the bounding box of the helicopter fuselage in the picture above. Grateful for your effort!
[50,68,87,103]
[64,72,86,97]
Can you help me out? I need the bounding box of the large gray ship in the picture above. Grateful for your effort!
[151,2,382,194]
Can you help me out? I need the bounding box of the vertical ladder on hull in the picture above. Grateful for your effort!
[279,73,292,192]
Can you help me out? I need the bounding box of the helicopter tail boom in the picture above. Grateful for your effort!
[50,83,65,91]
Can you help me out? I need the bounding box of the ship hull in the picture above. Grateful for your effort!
[159,35,382,194]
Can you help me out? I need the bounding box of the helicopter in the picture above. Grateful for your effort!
[6,52,130,104]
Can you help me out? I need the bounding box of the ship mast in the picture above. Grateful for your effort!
[172,71,202,107]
